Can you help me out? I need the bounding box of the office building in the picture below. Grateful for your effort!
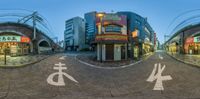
[64,17,86,51]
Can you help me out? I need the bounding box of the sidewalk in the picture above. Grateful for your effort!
[167,52,200,67]
[76,52,153,68]
[0,54,50,68]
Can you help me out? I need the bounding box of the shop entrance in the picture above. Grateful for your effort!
[121,46,125,60]
[106,44,114,60]
[0,42,30,56]
[188,45,194,54]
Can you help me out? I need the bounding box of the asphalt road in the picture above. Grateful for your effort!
[0,51,200,99]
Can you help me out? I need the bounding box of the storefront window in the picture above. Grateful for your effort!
[105,25,122,33]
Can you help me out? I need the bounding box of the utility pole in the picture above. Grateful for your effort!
[33,12,37,40]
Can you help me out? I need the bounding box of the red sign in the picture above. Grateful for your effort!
[21,36,30,43]
[185,37,194,44]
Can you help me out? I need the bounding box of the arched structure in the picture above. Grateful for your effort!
[0,22,57,56]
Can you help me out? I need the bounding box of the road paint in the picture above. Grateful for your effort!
[47,62,78,86]
[159,54,163,60]
[75,55,145,69]
[146,63,172,90]
[59,56,66,60]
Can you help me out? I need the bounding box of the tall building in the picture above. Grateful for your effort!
[84,11,97,49]
[84,11,155,61]
[64,17,86,51]
[95,13,128,61]
[117,11,155,59]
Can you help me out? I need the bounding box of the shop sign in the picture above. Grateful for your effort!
[95,34,128,41]
[185,37,194,44]
[132,29,139,38]
[0,36,30,43]
[0,36,21,42]
[194,36,200,42]
[21,36,30,43]
[103,14,121,21]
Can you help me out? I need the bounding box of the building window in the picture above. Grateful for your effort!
[135,20,141,25]
[105,25,122,33]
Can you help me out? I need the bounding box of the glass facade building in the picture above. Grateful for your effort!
[64,17,86,51]
[84,11,97,47]
[117,12,155,59]
[84,11,155,60]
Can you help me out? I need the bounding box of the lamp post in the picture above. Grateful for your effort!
[97,13,104,62]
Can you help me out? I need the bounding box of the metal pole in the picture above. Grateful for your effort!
[4,49,6,65]
[100,17,103,62]
[33,12,37,40]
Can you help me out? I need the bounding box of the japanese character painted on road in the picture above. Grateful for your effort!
[146,63,172,90]
[47,62,78,86]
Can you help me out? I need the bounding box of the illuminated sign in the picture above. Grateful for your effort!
[185,37,194,44]
[0,36,21,42]
[103,14,121,21]
[96,13,127,26]
[0,36,30,43]
[132,29,139,38]
[95,34,128,41]
[105,25,121,33]
[21,36,30,43]
[194,36,200,42]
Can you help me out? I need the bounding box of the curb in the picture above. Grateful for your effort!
[0,55,51,69]
[75,53,153,70]
[166,52,200,68]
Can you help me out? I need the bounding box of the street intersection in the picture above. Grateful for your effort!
[0,51,200,99]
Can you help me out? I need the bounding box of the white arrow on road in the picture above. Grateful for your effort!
[159,54,163,60]
[147,63,172,90]
[59,56,67,60]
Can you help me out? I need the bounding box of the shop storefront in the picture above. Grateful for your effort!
[142,41,152,54]
[96,34,128,61]
[184,36,200,54]
[95,13,128,61]
[169,42,178,54]
[0,35,30,56]
[97,43,127,61]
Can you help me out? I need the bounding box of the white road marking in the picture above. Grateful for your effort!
[75,55,143,69]
[159,54,163,60]
[146,63,172,90]
[47,62,78,86]
[59,56,66,60]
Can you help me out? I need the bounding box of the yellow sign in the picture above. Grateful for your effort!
[132,29,138,38]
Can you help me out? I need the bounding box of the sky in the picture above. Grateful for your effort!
[0,0,200,44]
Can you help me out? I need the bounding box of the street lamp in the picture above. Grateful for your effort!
[97,13,104,62]
[97,13,105,34]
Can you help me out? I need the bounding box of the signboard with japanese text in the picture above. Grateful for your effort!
[0,36,30,43]
[95,34,128,41]
[0,36,21,42]
[96,13,127,26]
